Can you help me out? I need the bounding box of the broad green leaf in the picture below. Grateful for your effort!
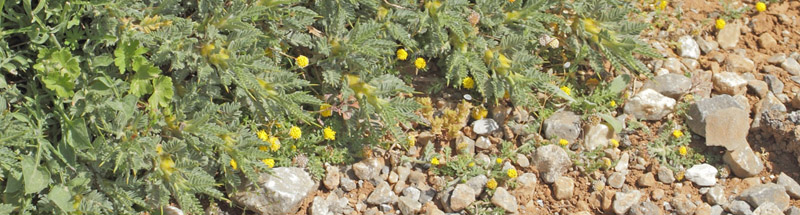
[129,57,161,97]
[608,74,630,94]
[149,76,174,109]
[599,113,623,133]
[34,49,81,98]
[65,117,91,150]
[114,40,148,73]
[48,185,75,213]
[0,203,15,214]
[22,156,47,194]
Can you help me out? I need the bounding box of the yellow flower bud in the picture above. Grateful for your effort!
[289,126,302,139]
[487,178,498,189]
[415,57,426,69]
[323,127,336,141]
[715,19,726,30]
[462,76,475,89]
[396,48,408,61]
[262,158,275,168]
[431,157,440,165]
[507,169,518,178]
[755,2,766,12]
[296,55,309,68]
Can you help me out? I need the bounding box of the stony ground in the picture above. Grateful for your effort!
[202,1,800,215]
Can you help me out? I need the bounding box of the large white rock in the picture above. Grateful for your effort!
[623,89,676,120]
[712,72,747,95]
[679,35,700,59]
[232,167,317,215]
[685,164,718,186]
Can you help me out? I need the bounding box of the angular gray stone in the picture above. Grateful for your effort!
[553,176,574,200]
[475,136,491,150]
[455,134,475,155]
[718,22,741,49]
[710,205,725,215]
[491,187,518,213]
[612,190,642,215]
[724,146,765,178]
[637,172,656,187]
[685,164,718,186]
[706,186,726,205]
[752,202,782,215]
[644,73,693,99]
[663,58,683,74]
[402,187,421,202]
[696,36,719,54]
[465,175,487,196]
[713,72,748,95]
[705,107,750,151]
[767,53,786,65]
[448,184,476,212]
[672,197,697,215]
[727,54,756,73]
[340,176,356,192]
[232,167,316,215]
[353,158,383,180]
[608,172,626,189]
[534,144,572,184]
[324,165,341,190]
[543,111,582,143]
[628,201,662,215]
[729,200,753,215]
[763,75,784,95]
[310,196,330,215]
[367,181,396,205]
[758,33,778,51]
[748,80,769,98]
[679,35,700,59]
[785,207,800,215]
[686,95,745,137]
[583,123,613,151]
[658,165,676,184]
[516,154,530,168]
[614,152,630,173]
[398,196,421,215]
[623,89,676,121]
[782,58,800,76]
[738,183,790,210]
[472,119,499,135]
[777,172,800,199]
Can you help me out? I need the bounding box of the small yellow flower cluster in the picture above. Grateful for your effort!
[672,130,683,138]
[462,76,475,89]
[559,139,569,147]
[609,100,617,108]
[560,86,571,96]
[602,157,612,169]
[679,146,688,156]
[676,171,685,181]
[755,2,766,12]
[296,55,309,68]
[610,139,619,148]
[507,169,518,178]
[289,126,302,139]
[415,58,426,69]
[486,178,498,189]
[496,158,503,164]
[257,130,281,152]
[323,127,336,141]
[715,19,726,30]
[230,159,238,171]
[468,162,475,167]
[471,106,488,120]
[396,48,408,61]
[262,158,275,168]
[407,135,416,147]
[431,157,440,165]
[320,103,333,117]
[658,0,668,10]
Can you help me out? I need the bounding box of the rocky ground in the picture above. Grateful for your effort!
[201,1,800,215]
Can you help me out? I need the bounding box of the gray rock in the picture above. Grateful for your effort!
[679,35,700,59]
[658,166,676,184]
[663,58,684,74]
[517,173,538,188]
[686,95,745,137]
[729,200,753,215]
[379,204,391,212]
[724,146,765,178]
[516,154,530,168]
[637,173,656,187]
[696,36,719,54]
[309,196,329,215]
[713,72,748,95]
[367,181,396,205]
[340,176,357,192]
[475,136,491,150]
[472,119,499,135]
[628,201,662,215]
[232,167,316,215]
[534,144,572,184]
[727,54,756,73]
[785,207,800,215]
[554,176,575,200]
[672,197,697,215]
[583,123,613,151]
[782,58,800,76]
[718,22,741,49]
[738,183,790,210]
[397,166,411,183]
[710,205,725,215]
[764,75,784,95]
[465,175,487,196]
[613,190,643,215]
[491,187,518,213]
[685,164,718,186]
[455,134,475,155]
[448,184,477,212]
[777,173,800,199]
[748,80,770,98]
[608,172,626,189]
[398,196,421,215]
[324,165,341,190]
[706,186,727,205]
[419,188,436,204]
[644,73,693,99]
[767,53,786,65]
[615,152,630,173]
[752,202,782,215]
[543,111,582,143]
[705,107,750,151]
[402,187,421,202]
[682,58,699,70]
[623,89,676,121]
[354,158,383,181]
[695,203,712,215]
[758,33,778,51]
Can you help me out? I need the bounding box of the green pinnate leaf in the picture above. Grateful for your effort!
[114,40,148,73]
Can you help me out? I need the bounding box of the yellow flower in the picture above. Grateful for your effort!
[259,145,268,152]
[156,144,164,155]
[415,57,426,69]
[201,43,215,57]
[323,127,336,141]
[396,48,408,61]
[560,86,571,96]
[159,156,175,175]
[676,171,685,181]
[658,0,668,10]
[715,19,726,30]
[602,157,612,169]
[431,157,440,165]
[507,169,518,178]
[320,103,333,117]
[257,130,269,142]
[496,158,503,164]
[610,139,619,148]
[471,106,488,120]
[462,76,475,89]
[262,158,275,168]
[407,135,416,147]
[468,162,475,167]
[755,2,766,12]
[487,178,498,189]
[672,130,684,138]
[230,159,238,171]
[508,0,515,3]
[679,146,688,156]
[269,136,280,151]
[289,126,302,139]
[609,100,617,108]
[296,55,309,68]
[559,139,569,147]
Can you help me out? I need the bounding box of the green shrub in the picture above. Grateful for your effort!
[0,0,656,214]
